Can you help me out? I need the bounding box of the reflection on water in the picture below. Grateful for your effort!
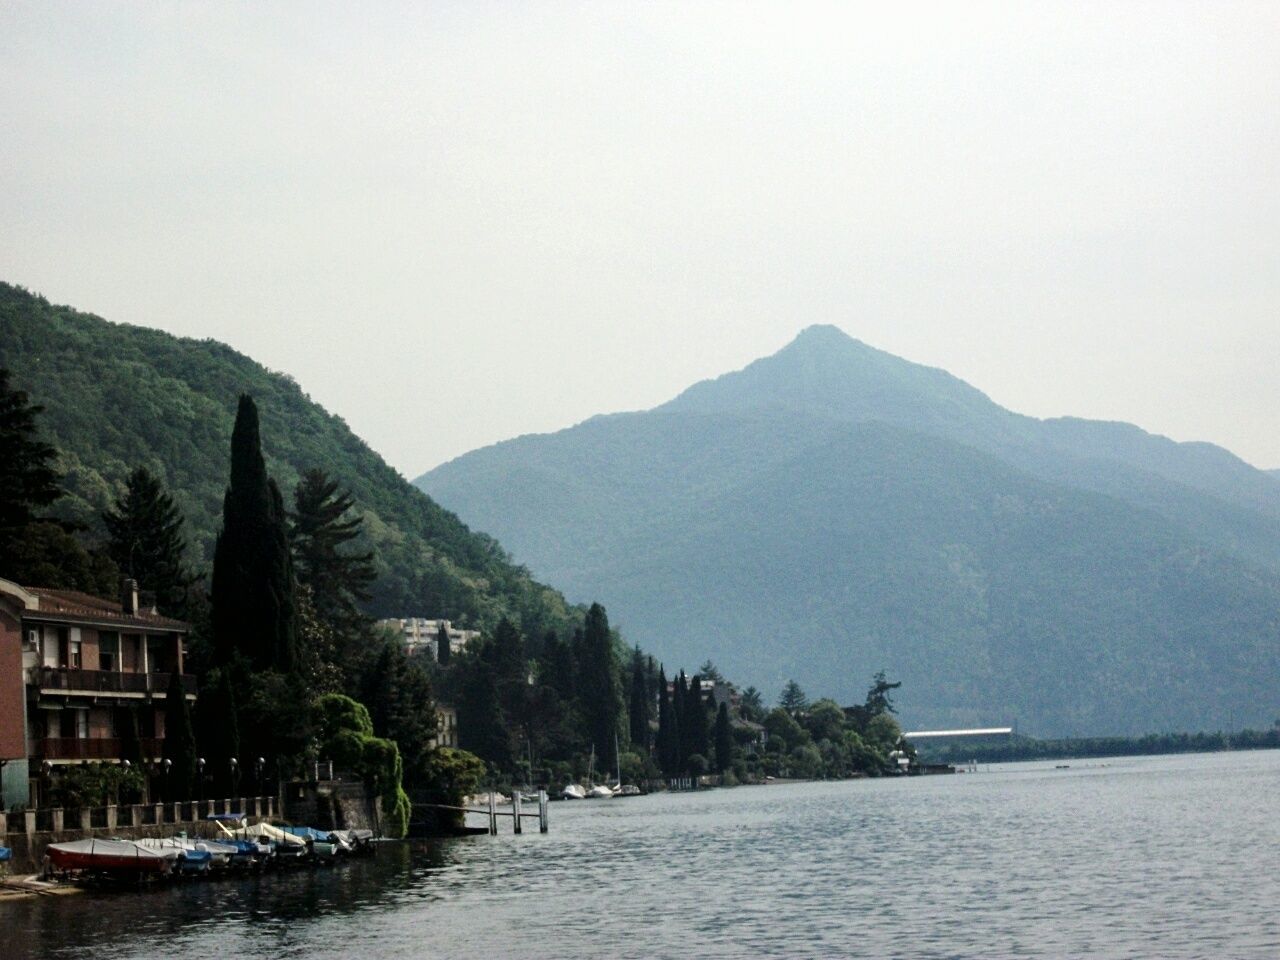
[4,750,1278,959]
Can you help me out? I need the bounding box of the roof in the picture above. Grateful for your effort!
[22,587,189,632]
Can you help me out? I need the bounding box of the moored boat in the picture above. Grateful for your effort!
[45,838,170,876]
[560,783,586,800]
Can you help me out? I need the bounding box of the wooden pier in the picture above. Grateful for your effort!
[413,789,549,836]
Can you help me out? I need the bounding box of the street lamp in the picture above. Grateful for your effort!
[196,757,205,802]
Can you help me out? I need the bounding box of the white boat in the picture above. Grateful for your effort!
[587,784,614,799]
[560,783,586,800]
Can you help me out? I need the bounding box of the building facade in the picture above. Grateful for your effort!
[376,617,481,661]
[0,578,194,809]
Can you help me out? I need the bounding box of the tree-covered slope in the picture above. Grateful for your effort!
[0,282,576,636]
[419,328,1280,736]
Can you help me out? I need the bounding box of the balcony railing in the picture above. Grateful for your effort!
[35,736,163,761]
[35,667,196,696]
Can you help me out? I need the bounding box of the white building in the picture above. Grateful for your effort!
[375,618,480,661]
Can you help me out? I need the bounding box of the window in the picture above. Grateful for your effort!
[100,632,120,672]
[76,710,88,739]
[69,636,81,669]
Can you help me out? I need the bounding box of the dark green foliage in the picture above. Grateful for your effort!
[211,395,297,674]
[194,667,239,796]
[0,283,578,641]
[779,680,808,716]
[436,620,451,665]
[48,764,144,809]
[312,692,410,838]
[673,671,689,770]
[0,366,61,532]
[291,468,375,641]
[162,670,197,800]
[628,648,649,752]
[713,701,733,774]
[457,656,511,769]
[578,603,622,761]
[685,675,709,766]
[656,666,678,776]
[0,366,116,592]
[740,686,764,722]
[104,467,197,617]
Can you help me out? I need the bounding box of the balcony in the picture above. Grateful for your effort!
[35,736,163,761]
[35,667,197,697]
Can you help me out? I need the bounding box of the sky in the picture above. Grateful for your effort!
[2,2,1278,475]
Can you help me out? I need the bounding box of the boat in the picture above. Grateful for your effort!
[560,783,586,800]
[609,734,642,796]
[587,784,614,799]
[44,838,170,876]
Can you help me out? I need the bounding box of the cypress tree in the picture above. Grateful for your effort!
[686,674,710,762]
[163,669,197,800]
[211,395,297,673]
[656,666,679,777]
[628,648,649,753]
[577,603,621,761]
[436,621,451,665]
[195,668,240,796]
[714,701,733,775]
[104,467,196,617]
[674,671,689,770]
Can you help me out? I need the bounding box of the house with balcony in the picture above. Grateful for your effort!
[0,577,195,809]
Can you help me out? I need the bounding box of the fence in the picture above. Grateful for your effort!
[1,796,279,837]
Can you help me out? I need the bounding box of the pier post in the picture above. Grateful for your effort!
[538,790,548,834]
[106,804,117,830]
[488,791,497,835]
[131,804,143,827]
[51,808,64,832]
[513,789,522,834]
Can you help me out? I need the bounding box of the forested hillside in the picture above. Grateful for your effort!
[420,327,1280,737]
[0,282,576,636]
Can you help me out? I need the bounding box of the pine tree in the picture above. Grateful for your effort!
[779,679,809,716]
[211,395,297,674]
[628,647,649,753]
[163,669,197,800]
[104,467,196,616]
[290,468,375,642]
[577,603,621,762]
[714,701,733,774]
[0,368,116,593]
[0,368,61,536]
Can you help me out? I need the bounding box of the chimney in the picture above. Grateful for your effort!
[121,578,139,615]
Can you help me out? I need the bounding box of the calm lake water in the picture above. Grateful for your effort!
[4,750,1277,959]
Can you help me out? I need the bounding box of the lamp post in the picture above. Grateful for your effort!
[255,756,265,795]
[196,757,205,803]
[229,757,239,800]
[161,757,171,803]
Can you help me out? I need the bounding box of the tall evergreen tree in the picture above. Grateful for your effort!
[577,603,622,760]
[656,666,679,776]
[686,674,710,763]
[0,368,115,593]
[162,669,197,800]
[628,647,650,753]
[194,667,240,796]
[674,671,690,770]
[779,679,809,716]
[0,368,61,536]
[211,395,297,673]
[714,701,733,774]
[104,467,196,616]
[436,621,451,665]
[290,468,375,642]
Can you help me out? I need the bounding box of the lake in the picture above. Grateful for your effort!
[4,749,1277,959]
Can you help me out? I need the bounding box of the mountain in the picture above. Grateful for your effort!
[0,282,577,637]
[418,326,1280,736]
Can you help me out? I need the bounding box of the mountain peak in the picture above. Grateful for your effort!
[661,324,1004,440]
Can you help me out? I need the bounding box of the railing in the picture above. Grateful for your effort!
[35,667,196,696]
[3,796,280,836]
[34,737,162,761]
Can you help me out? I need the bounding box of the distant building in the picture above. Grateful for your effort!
[376,617,481,661]
[0,578,194,810]
[434,703,458,749]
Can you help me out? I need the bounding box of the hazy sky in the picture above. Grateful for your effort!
[2,2,1278,475]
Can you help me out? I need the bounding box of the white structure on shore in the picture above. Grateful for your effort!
[376,617,481,661]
